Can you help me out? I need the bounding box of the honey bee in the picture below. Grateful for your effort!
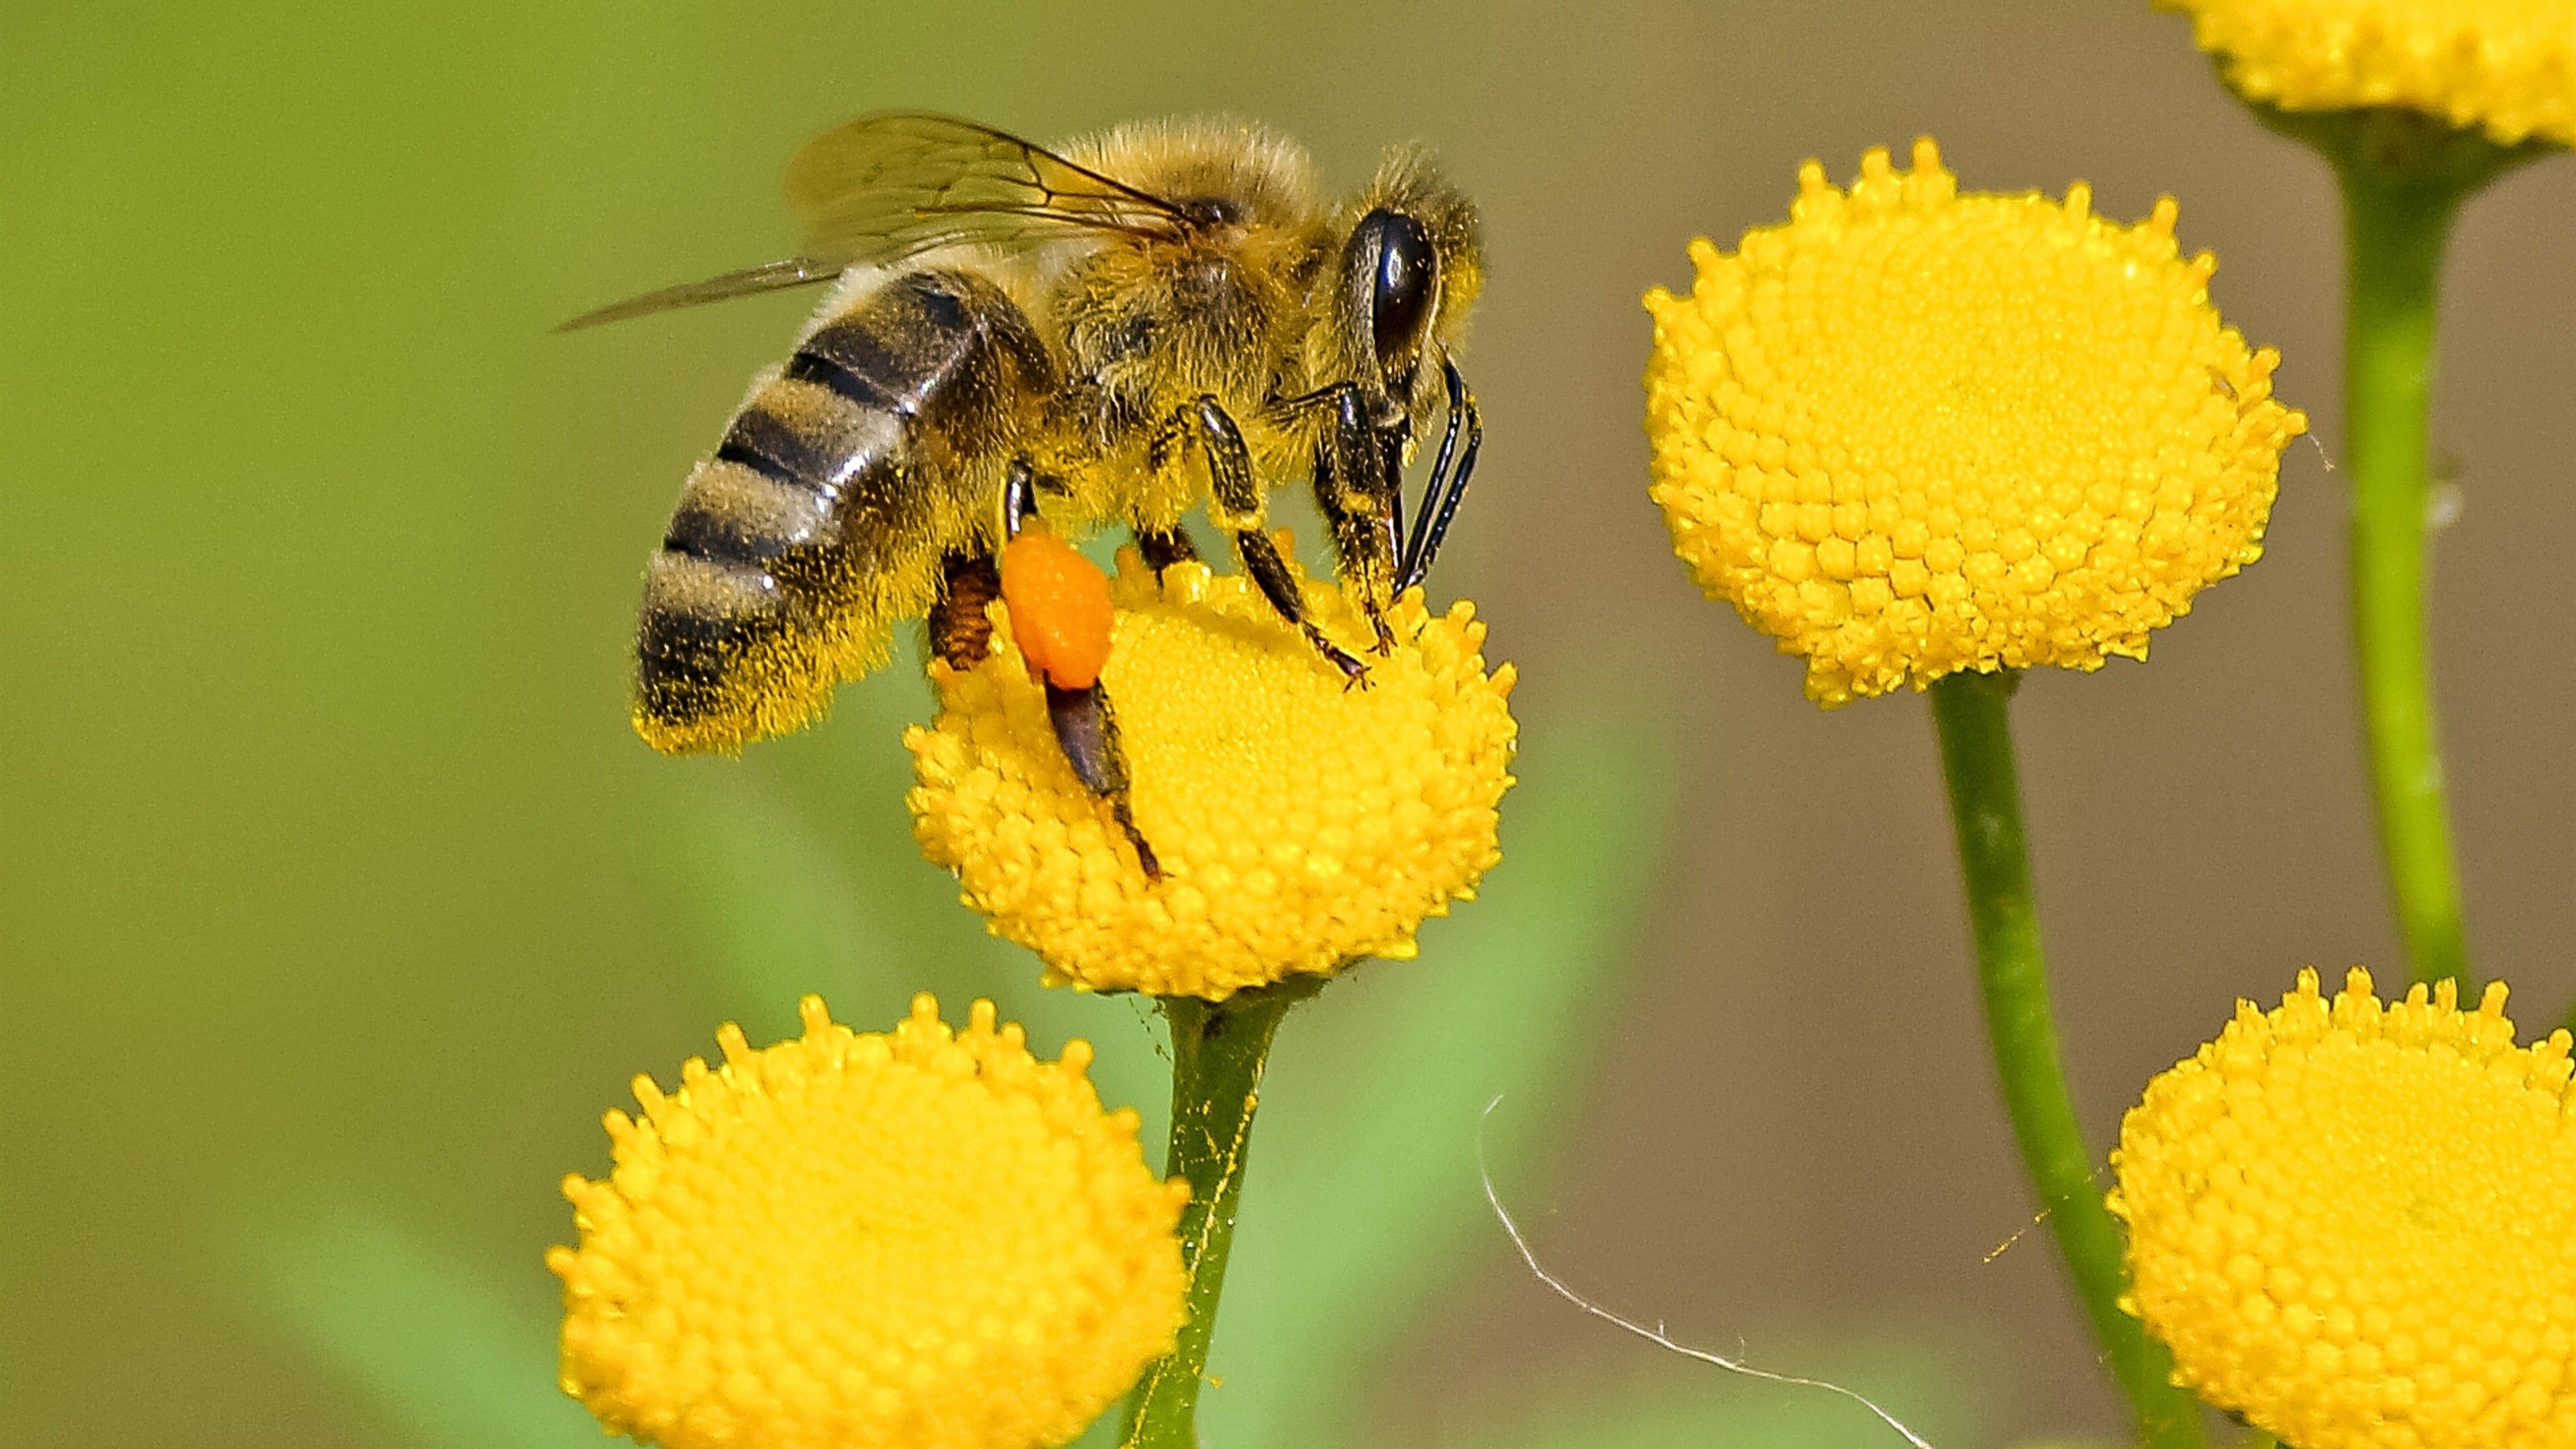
[566,113,1485,873]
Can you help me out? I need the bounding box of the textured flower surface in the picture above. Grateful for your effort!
[2163,0,2576,148]
[908,547,1516,1000]
[549,995,1188,1449]
[1644,139,2306,706]
[2110,967,2576,1449]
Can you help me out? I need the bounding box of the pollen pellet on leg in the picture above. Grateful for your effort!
[999,529,1115,690]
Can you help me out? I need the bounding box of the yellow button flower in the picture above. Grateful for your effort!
[2161,0,2576,149]
[1644,139,2307,706]
[907,548,1516,1000]
[2109,967,2576,1449]
[548,995,1189,1449]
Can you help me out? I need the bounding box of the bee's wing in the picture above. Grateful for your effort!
[786,112,1193,255]
[554,258,851,332]
[557,113,1194,333]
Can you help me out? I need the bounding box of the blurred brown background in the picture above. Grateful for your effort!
[7,2,2572,1446]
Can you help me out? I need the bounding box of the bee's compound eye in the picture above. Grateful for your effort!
[998,530,1115,691]
[1361,210,1436,388]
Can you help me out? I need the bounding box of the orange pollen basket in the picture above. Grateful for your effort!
[998,529,1116,690]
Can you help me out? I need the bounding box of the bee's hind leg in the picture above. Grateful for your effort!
[1046,681,1160,879]
[994,458,1159,877]
[1165,395,1368,687]
[1002,457,1043,539]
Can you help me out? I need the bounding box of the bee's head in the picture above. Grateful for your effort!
[1328,148,1483,429]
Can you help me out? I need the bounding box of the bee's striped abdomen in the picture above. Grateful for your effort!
[635,267,1054,753]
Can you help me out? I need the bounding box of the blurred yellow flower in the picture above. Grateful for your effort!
[908,548,1516,1000]
[2110,967,2576,1449]
[2162,0,2576,148]
[549,995,1187,1449]
[1644,139,2306,706]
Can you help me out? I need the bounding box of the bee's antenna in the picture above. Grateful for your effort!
[1398,356,1480,592]
[1400,358,1465,577]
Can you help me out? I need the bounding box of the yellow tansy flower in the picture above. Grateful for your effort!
[2110,968,2576,1449]
[907,547,1516,1000]
[1644,139,2306,706]
[2162,0,2576,149]
[548,995,1189,1449]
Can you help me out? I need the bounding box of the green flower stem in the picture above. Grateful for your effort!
[1119,976,1320,1449]
[2337,156,2476,990]
[1928,671,2205,1449]
[2240,103,2550,989]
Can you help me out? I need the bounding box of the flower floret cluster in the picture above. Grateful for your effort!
[2161,0,2576,149]
[1644,138,2306,705]
[2110,967,2576,1449]
[549,994,1189,1449]
[908,546,1517,1000]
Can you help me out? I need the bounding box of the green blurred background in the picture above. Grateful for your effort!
[7,3,2573,1447]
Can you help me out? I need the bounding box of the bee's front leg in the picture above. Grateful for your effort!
[1163,396,1369,688]
[1284,382,1401,654]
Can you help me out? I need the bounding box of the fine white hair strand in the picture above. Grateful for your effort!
[1477,1095,1937,1449]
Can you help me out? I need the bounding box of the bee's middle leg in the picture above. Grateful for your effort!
[1165,395,1367,686]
